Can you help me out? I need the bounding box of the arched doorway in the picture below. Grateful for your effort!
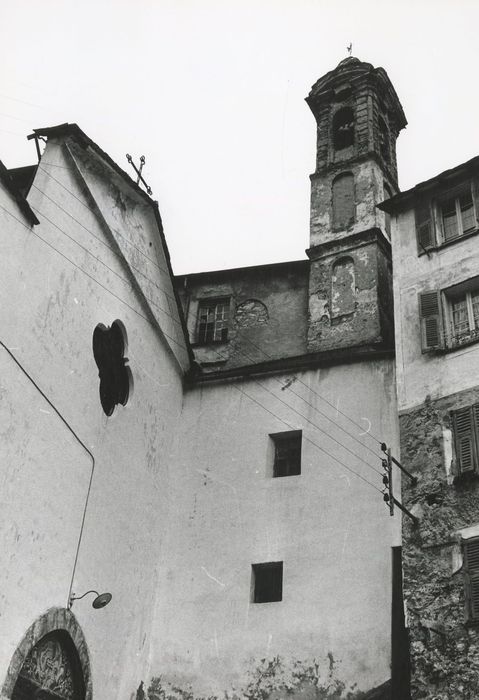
[11,631,85,699]
[2,608,92,700]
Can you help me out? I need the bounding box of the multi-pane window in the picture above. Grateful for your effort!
[196,298,229,344]
[441,189,476,242]
[419,281,479,352]
[414,182,478,251]
[464,538,479,623]
[450,289,479,346]
[251,562,283,603]
[271,430,302,477]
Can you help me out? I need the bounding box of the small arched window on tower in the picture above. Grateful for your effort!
[333,107,355,150]
[331,256,356,318]
[378,116,390,163]
[332,173,355,230]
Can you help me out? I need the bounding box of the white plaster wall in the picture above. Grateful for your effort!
[153,359,401,696]
[391,208,479,411]
[0,150,186,699]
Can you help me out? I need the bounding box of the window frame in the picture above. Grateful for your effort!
[419,278,479,353]
[195,297,231,346]
[415,180,479,255]
[270,430,302,478]
[251,561,283,604]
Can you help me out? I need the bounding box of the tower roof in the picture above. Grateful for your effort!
[306,56,407,131]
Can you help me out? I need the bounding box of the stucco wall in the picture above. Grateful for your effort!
[151,359,401,698]
[177,262,308,370]
[392,209,479,412]
[0,145,186,698]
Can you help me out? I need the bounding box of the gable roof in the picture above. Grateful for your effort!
[29,122,194,367]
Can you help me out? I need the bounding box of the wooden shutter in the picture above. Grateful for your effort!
[454,406,476,474]
[415,199,435,249]
[472,179,479,227]
[464,538,479,621]
[419,291,443,351]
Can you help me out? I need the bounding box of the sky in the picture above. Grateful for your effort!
[1,0,479,274]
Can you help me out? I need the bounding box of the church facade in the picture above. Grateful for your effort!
[1,54,473,699]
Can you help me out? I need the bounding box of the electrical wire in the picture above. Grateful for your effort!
[0,203,188,353]
[0,202,384,495]
[238,333,384,445]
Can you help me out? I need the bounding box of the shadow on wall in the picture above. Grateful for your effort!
[135,656,391,700]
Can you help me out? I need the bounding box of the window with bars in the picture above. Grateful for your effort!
[463,538,479,622]
[196,298,230,344]
[414,182,478,251]
[270,430,302,477]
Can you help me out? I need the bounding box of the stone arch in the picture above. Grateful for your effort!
[235,299,269,328]
[332,172,355,230]
[1,608,92,700]
[331,256,356,318]
[332,106,354,150]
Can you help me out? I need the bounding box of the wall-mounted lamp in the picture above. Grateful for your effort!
[69,590,112,610]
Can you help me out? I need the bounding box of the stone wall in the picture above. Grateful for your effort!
[400,386,479,698]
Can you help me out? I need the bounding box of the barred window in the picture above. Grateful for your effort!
[197,298,230,344]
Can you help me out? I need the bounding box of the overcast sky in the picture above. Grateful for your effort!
[2,0,479,274]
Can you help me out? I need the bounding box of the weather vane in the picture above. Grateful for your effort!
[126,153,153,195]
[347,42,353,57]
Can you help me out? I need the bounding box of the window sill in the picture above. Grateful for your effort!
[191,340,230,348]
[418,227,479,256]
[443,333,479,354]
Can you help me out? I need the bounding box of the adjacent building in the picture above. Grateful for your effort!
[381,156,479,698]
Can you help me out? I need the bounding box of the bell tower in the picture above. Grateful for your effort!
[305,56,406,352]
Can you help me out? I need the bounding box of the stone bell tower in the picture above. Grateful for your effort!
[305,56,407,353]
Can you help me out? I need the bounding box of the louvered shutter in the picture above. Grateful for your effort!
[472,179,479,227]
[464,538,479,621]
[419,291,443,351]
[415,199,435,249]
[454,406,476,473]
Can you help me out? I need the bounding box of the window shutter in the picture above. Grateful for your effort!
[454,406,476,473]
[472,179,479,226]
[418,291,443,351]
[464,538,479,621]
[415,200,435,249]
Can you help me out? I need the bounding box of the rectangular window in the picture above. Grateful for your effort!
[440,187,475,242]
[270,430,302,477]
[464,538,479,622]
[196,298,230,344]
[447,285,479,348]
[419,278,479,352]
[251,562,283,603]
[414,181,478,252]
